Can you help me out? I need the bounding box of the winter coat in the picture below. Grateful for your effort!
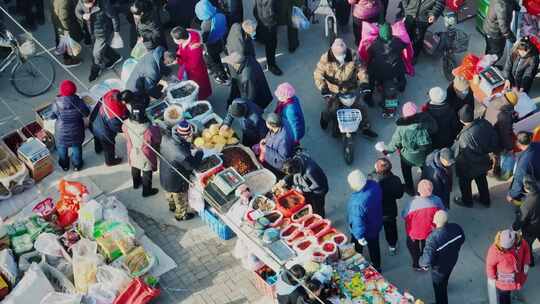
[483,0,519,39]
[159,134,203,193]
[402,195,444,240]
[196,0,228,44]
[91,90,127,144]
[176,30,212,100]
[513,191,540,237]
[76,0,120,39]
[222,0,244,25]
[51,95,90,147]
[484,95,516,151]
[419,223,465,275]
[125,46,167,98]
[371,172,404,218]
[386,113,438,167]
[402,0,445,22]
[52,0,83,42]
[446,83,474,113]
[229,56,273,109]
[226,23,256,59]
[123,119,162,172]
[276,97,305,143]
[254,0,278,28]
[135,11,165,50]
[276,271,306,304]
[223,99,268,145]
[347,180,383,240]
[313,48,368,94]
[424,102,461,149]
[367,37,407,82]
[421,149,452,208]
[284,154,329,196]
[504,48,540,92]
[263,126,294,171]
[509,143,540,199]
[453,119,499,179]
[167,0,197,28]
[349,0,381,21]
[486,237,531,291]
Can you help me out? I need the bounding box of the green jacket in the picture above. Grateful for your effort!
[52,0,83,42]
[387,114,437,167]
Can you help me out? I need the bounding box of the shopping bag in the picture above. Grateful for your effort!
[113,278,160,304]
[130,39,148,60]
[55,36,68,55]
[110,32,124,49]
[500,152,516,181]
[64,34,82,57]
[291,6,310,30]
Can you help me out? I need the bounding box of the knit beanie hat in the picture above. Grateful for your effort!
[504,91,519,106]
[458,104,474,123]
[433,210,448,227]
[265,113,282,127]
[331,38,347,56]
[59,80,77,96]
[176,119,193,138]
[275,82,296,101]
[379,23,392,42]
[499,229,516,249]
[402,102,417,118]
[417,179,433,197]
[347,169,367,192]
[429,87,447,105]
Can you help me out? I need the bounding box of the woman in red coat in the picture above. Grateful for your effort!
[171,26,212,100]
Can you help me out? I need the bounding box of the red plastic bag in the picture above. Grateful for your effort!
[524,0,540,16]
[113,278,160,304]
[446,0,465,11]
[452,54,480,80]
[54,179,89,227]
[530,36,540,52]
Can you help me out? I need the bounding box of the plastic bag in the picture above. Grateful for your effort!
[78,200,103,239]
[18,251,44,272]
[500,152,516,180]
[2,263,54,304]
[101,196,129,223]
[39,262,77,294]
[40,292,82,304]
[96,265,131,295]
[0,249,17,286]
[113,278,160,304]
[72,238,99,293]
[121,58,139,85]
[130,40,147,60]
[61,33,82,57]
[291,6,310,30]
[35,233,69,259]
[525,0,540,16]
[453,53,480,80]
[88,283,117,304]
[110,32,124,49]
[445,0,464,11]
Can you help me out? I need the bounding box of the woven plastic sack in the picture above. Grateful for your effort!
[130,40,147,60]
[40,292,82,304]
[113,278,160,304]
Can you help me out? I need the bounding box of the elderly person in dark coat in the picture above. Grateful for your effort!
[503,36,540,94]
[129,0,166,50]
[422,148,455,209]
[453,105,499,208]
[508,132,540,202]
[226,20,257,59]
[424,87,461,149]
[260,113,294,177]
[225,52,273,109]
[402,0,445,56]
[483,0,519,62]
[281,155,329,217]
[221,98,268,147]
[52,0,83,67]
[51,80,90,171]
[160,129,203,221]
[446,75,474,113]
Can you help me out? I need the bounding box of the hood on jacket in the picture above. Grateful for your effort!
[494,230,523,252]
[103,89,127,119]
[125,119,150,149]
[327,47,353,64]
[396,113,423,126]
[195,0,217,21]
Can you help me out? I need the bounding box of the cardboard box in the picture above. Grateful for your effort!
[2,130,26,155]
[21,155,53,182]
[17,138,53,182]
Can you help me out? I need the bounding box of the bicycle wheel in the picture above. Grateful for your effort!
[11,55,56,97]
[442,54,457,81]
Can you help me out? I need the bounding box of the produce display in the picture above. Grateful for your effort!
[170,83,196,99]
[123,246,150,275]
[221,146,257,176]
[251,196,275,212]
[0,156,24,178]
[185,103,209,118]
[194,124,239,151]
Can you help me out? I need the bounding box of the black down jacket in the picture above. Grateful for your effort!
[482,0,519,40]
[453,119,499,179]
[254,0,278,27]
[367,37,407,82]
[424,102,461,149]
[228,56,273,109]
[513,191,540,237]
[371,171,404,218]
[402,0,445,22]
[159,134,203,193]
[504,48,540,93]
[76,0,120,39]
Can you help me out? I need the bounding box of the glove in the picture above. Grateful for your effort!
[357,238,367,246]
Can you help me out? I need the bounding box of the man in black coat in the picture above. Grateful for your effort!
[222,98,268,147]
[370,158,404,255]
[420,210,465,304]
[483,0,519,62]
[401,0,445,57]
[76,0,123,82]
[422,148,455,209]
[503,36,540,93]
[281,155,329,217]
[446,76,474,113]
[253,0,283,75]
[225,52,273,109]
[424,87,462,150]
[159,131,203,221]
[513,175,540,266]
[453,105,499,208]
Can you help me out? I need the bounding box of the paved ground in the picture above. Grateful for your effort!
[2,0,540,303]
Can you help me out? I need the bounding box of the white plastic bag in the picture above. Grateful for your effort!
[130,39,147,60]
[2,263,54,304]
[101,196,130,223]
[291,6,310,30]
[96,265,131,295]
[78,200,103,239]
[61,33,82,57]
[110,32,124,49]
[72,239,99,293]
[121,58,139,85]
[35,233,70,260]
[87,283,116,304]
[0,249,18,286]
[40,292,82,304]
[18,251,44,272]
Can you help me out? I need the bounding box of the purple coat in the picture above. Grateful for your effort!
[348,0,381,20]
[263,126,294,171]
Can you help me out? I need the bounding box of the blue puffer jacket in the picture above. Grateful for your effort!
[195,0,227,44]
[279,97,305,143]
[347,180,383,240]
[125,46,166,98]
[509,142,540,199]
[264,126,294,171]
[51,95,90,147]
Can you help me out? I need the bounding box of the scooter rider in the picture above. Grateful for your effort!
[313,38,378,138]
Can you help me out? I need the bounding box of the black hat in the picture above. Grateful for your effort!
[458,104,474,123]
[229,100,247,117]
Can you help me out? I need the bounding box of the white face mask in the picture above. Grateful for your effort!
[336,54,346,64]
[84,3,93,9]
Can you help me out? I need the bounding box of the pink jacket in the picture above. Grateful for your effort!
[348,0,381,21]
[486,239,531,291]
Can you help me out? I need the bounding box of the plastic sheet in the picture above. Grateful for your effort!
[40,292,82,304]
[0,249,17,286]
[2,263,54,304]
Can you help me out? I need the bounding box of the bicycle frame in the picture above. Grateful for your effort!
[0,50,18,74]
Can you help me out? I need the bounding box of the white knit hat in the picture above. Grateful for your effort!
[348,170,367,192]
[429,87,447,105]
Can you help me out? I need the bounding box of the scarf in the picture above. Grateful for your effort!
[275,97,295,115]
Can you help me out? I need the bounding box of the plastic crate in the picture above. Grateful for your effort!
[253,265,277,301]
[201,208,235,240]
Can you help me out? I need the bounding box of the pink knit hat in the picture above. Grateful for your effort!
[275,82,296,101]
[402,102,417,118]
[417,179,433,197]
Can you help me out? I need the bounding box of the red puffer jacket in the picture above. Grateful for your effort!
[486,238,531,291]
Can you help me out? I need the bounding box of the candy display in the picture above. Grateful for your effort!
[221,146,258,176]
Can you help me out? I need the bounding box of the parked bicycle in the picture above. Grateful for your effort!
[0,31,55,97]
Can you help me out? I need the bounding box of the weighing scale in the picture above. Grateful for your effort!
[204,168,245,213]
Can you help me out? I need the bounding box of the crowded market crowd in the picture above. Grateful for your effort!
[1,0,540,303]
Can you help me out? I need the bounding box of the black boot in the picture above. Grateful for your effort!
[89,64,100,82]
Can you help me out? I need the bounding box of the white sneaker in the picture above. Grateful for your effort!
[389,246,397,255]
